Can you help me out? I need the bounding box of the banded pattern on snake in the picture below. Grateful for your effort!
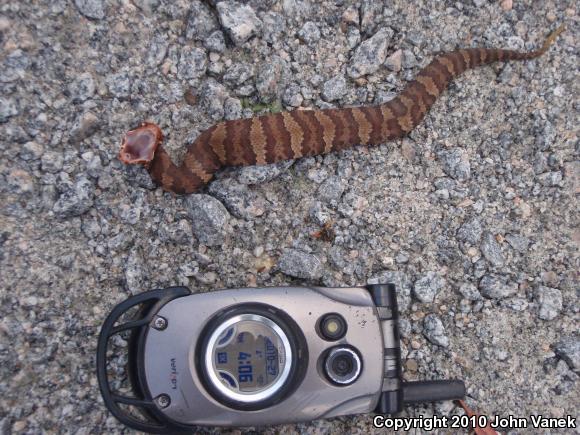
[119,26,564,194]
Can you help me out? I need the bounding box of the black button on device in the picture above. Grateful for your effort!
[318,313,347,341]
[323,346,362,386]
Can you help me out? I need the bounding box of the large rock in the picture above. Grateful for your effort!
[347,28,393,78]
[217,1,262,46]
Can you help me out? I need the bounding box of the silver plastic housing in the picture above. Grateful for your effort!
[143,286,384,426]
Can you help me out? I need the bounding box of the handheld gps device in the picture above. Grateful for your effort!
[97,284,465,432]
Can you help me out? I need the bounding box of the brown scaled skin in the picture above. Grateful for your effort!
[119,26,565,195]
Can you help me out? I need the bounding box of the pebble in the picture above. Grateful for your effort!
[423,314,449,347]
[0,97,18,123]
[479,274,517,299]
[457,218,483,244]
[384,49,403,72]
[74,0,106,20]
[317,176,345,204]
[41,151,64,174]
[200,79,229,121]
[298,21,321,45]
[185,194,230,246]
[480,232,505,267]
[321,75,347,102]
[278,249,322,280]
[68,72,95,103]
[347,28,393,78]
[106,72,131,99]
[53,177,94,218]
[69,112,99,144]
[186,1,219,40]
[438,148,471,182]
[204,31,226,53]
[217,1,262,46]
[178,47,208,80]
[236,161,293,185]
[458,282,482,301]
[256,57,286,102]
[535,286,563,321]
[505,233,530,252]
[554,337,580,371]
[413,271,446,303]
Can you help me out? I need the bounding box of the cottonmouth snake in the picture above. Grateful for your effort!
[119,27,564,194]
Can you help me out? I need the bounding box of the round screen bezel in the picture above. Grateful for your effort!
[196,303,308,411]
[203,313,293,403]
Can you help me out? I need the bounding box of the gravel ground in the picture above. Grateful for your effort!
[1,0,578,433]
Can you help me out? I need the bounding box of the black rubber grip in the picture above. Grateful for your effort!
[402,380,466,404]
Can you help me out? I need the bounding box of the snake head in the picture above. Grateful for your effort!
[119,122,163,166]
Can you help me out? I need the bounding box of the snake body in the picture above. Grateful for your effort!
[119,27,564,194]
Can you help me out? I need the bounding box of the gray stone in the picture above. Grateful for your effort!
[204,31,226,53]
[125,248,148,295]
[237,161,293,185]
[223,97,242,120]
[106,72,131,99]
[360,0,383,35]
[178,47,207,80]
[223,63,254,87]
[278,249,322,280]
[402,49,418,69]
[185,194,230,246]
[41,151,64,174]
[347,28,393,78]
[19,141,44,161]
[256,57,286,102]
[53,177,94,218]
[261,12,286,44]
[321,75,347,102]
[69,72,95,103]
[438,148,471,181]
[74,0,106,20]
[147,34,168,66]
[298,21,321,45]
[309,201,331,226]
[69,112,99,144]
[413,271,446,303]
[481,232,505,267]
[554,337,580,371]
[458,282,482,301]
[282,84,303,107]
[208,179,265,219]
[423,314,449,347]
[457,218,482,244]
[535,286,562,320]
[385,49,403,72]
[505,233,530,252]
[200,79,229,121]
[0,97,18,123]
[317,176,345,204]
[216,1,262,46]
[1,49,30,83]
[479,274,517,299]
[186,1,219,40]
[537,171,563,187]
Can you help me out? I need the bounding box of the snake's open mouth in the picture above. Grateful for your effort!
[119,122,163,165]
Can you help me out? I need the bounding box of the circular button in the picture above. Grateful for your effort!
[318,313,347,341]
[324,346,362,385]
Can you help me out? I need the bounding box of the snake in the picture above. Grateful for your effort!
[119,26,564,194]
